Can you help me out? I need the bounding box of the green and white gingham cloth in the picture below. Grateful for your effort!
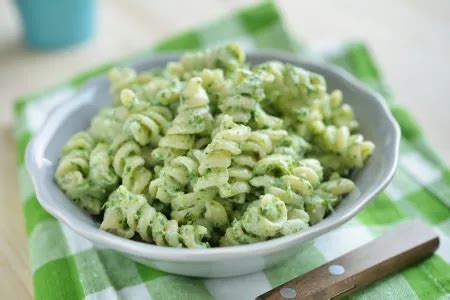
[14,3,450,300]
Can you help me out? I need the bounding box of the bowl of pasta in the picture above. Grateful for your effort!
[26,44,400,277]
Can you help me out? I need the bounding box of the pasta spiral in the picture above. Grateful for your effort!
[250,155,324,211]
[101,186,209,248]
[55,132,103,214]
[193,115,251,198]
[154,78,184,106]
[220,220,264,246]
[148,152,200,203]
[176,43,245,73]
[195,117,287,202]
[109,67,137,105]
[170,190,230,228]
[314,126,375,174]
[218,94,258,124]
[55,132,92,193]
[109,134,152,194]
[305,173,355,224]
[89,106,129,143]
[254,62,326,118]
[240,129,287,160]
[223,129,286,203]
[273,134,311,160]
[220,194,307,246]
[200,69,230,107]
[121,89,173,146]
[253,105,284,129]
[88,143,119,195]
[109,67,155,105]
[151,77,213,164]
[217,68,265,124]
[242,194,288,238]
[293,91,358,142]
[315,90,358,130]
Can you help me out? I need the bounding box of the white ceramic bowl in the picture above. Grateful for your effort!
[26,50,400,278]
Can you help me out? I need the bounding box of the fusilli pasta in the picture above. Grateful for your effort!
[55,44,375,248]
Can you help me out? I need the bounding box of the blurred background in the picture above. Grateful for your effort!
[0,0,449,298]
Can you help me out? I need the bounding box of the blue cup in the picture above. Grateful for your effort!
[15,0,95,49]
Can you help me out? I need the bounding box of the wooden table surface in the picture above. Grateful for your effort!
[1,0,449,298]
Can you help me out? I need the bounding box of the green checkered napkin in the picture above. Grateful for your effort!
[14,2,450,299]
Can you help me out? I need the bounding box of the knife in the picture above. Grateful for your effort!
[256,219,439,300]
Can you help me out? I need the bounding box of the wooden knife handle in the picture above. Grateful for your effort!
[256,219,439,300]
